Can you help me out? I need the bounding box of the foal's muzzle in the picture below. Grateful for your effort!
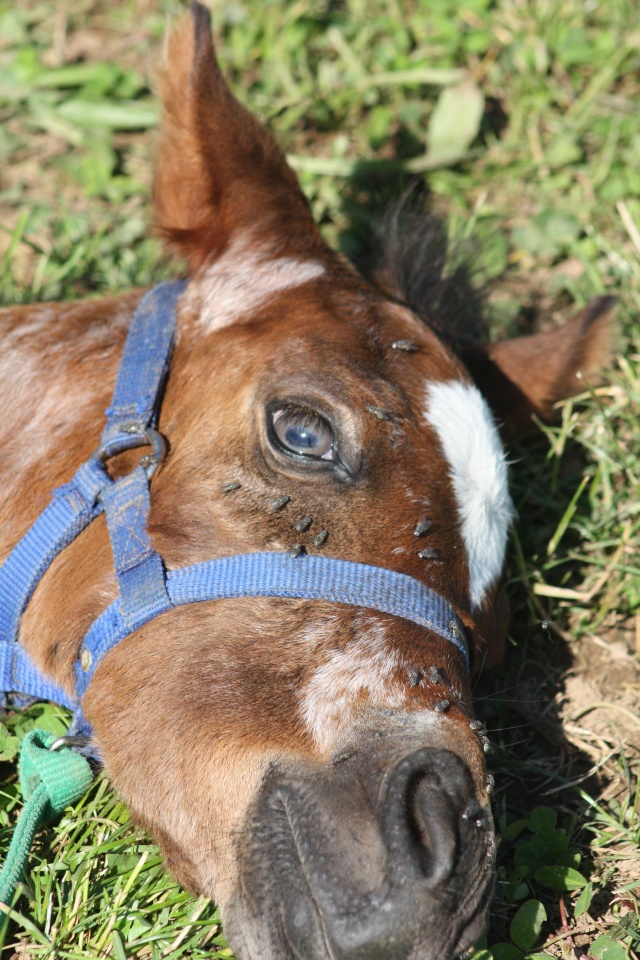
[233,743,495,960]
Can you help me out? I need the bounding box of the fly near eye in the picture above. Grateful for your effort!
[271,408,335,460]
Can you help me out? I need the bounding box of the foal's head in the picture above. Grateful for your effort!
[66,7,613,960]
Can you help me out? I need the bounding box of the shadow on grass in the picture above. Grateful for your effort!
[478,429,621,944]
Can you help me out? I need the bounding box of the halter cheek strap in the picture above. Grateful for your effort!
[0,281,470,743]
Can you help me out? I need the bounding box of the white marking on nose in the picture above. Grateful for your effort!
[184,234,325,331]
[424,380,514,609]
[299,618,406,753]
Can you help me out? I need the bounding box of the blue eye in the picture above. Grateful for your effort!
[271,408,335,460]
[285,425,318,450]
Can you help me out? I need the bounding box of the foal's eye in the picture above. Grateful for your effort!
[270,407,335,461]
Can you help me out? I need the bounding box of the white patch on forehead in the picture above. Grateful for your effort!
[299,618,407,754]
[424,380,514,610]
[184,234,325,331]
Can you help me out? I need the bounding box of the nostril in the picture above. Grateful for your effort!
[406,772,432,846]
[381,748,481,888]
[242,751,495,960]
[406,771,458,885]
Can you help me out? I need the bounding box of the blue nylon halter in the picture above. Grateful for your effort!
[0,281,470,742]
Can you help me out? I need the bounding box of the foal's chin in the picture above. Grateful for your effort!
[228,730,495,960]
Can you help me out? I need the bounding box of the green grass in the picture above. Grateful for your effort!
[1,0,639,957]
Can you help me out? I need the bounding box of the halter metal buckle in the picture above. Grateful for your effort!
[91,422,167,480]
[49,734,92,752]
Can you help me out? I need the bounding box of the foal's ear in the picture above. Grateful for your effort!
[462,296,618,432]
[153,2,320,269]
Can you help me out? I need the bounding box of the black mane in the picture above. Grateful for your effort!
[367,200,488,348]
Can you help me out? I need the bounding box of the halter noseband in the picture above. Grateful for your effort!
[0,281,470,744]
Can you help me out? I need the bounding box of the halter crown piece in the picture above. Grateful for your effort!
[0,281,470,751]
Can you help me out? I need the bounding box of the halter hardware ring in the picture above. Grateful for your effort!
[49,734,92,752]
[91,423,167,480]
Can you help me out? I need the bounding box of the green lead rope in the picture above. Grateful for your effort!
[0,729,94,906]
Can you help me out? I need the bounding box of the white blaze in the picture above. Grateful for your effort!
[424,380,514,609]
